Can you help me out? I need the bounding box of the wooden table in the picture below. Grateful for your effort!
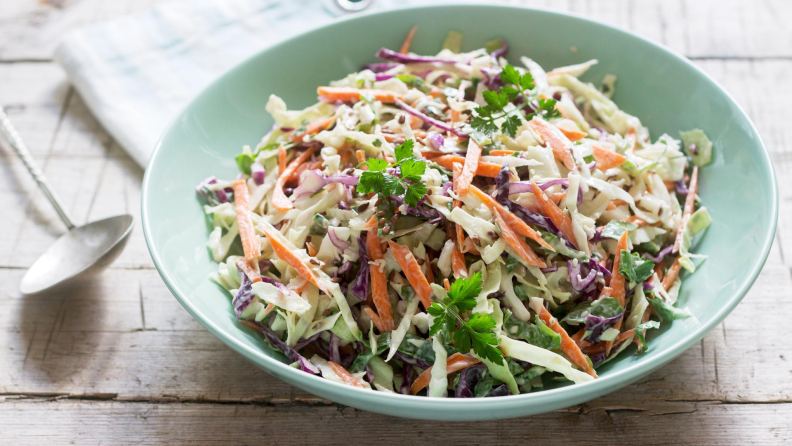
[2,0,791,443]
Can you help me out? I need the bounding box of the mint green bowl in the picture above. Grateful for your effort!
[142,4,777,420]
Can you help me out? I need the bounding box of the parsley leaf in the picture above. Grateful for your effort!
[535,98,561,119]
[354,139,428,208]
[394,139,414,162]
[619,250,655,287]
[447,271,482,312]
[501,115,522,138]
[427,272,504,365]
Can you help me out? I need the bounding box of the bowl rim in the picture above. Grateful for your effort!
[141,2,779,417]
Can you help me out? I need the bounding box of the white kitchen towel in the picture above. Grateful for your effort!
[54,0,438,167]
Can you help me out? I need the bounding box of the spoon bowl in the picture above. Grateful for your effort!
[19,215,134,295]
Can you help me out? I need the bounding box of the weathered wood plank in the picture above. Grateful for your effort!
[0,399,789,445]
[1,0,792,61]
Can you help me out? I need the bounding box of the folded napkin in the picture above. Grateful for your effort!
[54,0,434,167]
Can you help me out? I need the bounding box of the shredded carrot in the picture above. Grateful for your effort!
[277,145,287,176]
[232,180,261,263]
[419,150,445,159]
[235,257,261,283]
[272,146,317,211]
[452,162,465,251]
[494,211,546,268]
[317,86,403,104]
[662,257,682,290]
[388,240,433,309]
[530,180,578,246]
[451,246,468,279]
[424,251,435,284]
[462,237,481,255]
[366,221,395,332]
[605,231,629,355]
[489,149,516,156]
[534,305,597,378]
[306,241,318,257]
[363,306,388,333]
[432,155,502,178]
[558,126,588,142]
[468,185,553,251]
[399,25,418,54]
[355,150,367,169]
[552,192,566,205]
[443,278,451,291]
[259,224,324,293]
[529,117,577,171]
[328,361,366,388]
[592,143,627,170]
[288,276,310,295]
[625,215,646,226]
[410,353,481,395]
[606,199,628,211]
[674,166,699,253]
[457,139,481,197]
[289,116,337,143]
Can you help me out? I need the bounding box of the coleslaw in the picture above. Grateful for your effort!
[197,30,712,397]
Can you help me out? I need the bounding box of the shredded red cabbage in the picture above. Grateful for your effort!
[350,236,370,301]
[251,163,265,185]
[425,131,445,150]
[246,321,319,374]
[582,312,624,344]
[376,48,458,64]
[363,62,400,73]
[327,227,351,252]
[400,363,415,395]
[292,169,359,199]
[394,98,468,138]
[540,261,558,274]
[567,260,597,292]
[232,274,255,320]
[455,363,486,398]
[675,180,689,195]
[643,245,674,264]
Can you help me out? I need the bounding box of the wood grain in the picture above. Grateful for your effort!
[1,0,791,444]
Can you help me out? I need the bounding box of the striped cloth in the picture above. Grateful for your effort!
[54,0,431,167]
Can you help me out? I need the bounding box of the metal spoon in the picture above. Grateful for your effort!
[334,0,372,13]
[0,107,134,295]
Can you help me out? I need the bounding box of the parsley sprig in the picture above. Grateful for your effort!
[427,272,505,365]
[471,64,562,137]
[356,139,428,207]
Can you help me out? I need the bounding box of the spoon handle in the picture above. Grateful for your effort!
[0,107,76,230]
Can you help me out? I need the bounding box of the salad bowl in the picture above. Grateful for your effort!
[142,4,777,420]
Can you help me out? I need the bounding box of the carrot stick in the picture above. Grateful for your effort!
[424,251,435,284]
[494,211,546,268]
[534,305,597,378]
[605,231,629,355]
[530,180,578,245]
[432,155,502,178]
[317,87,404,104]
[452,162,465,251]
[277,145,287,176]
[662,257,682,290]
[410,353,480,395]
[366,223,395,332]
[558,127,588,142]
[328,361,366,388]
[468,185,554,251]
[232,180,261,263]
[289,116,337,143]
[272,147,317,211]
[592,143,627,170]
[399,25,418,54]
[457,139,481,196]
[236,257,261,283]
[388,240,433,309]
[673,166,699,253]
[259,224,324,294]
[489,149,516,156]
[363,306,388,333]
[451,246,468,279]
[529,117,577,171]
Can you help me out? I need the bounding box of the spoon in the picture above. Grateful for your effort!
[334,0,372,12]
[0,107,134,295]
